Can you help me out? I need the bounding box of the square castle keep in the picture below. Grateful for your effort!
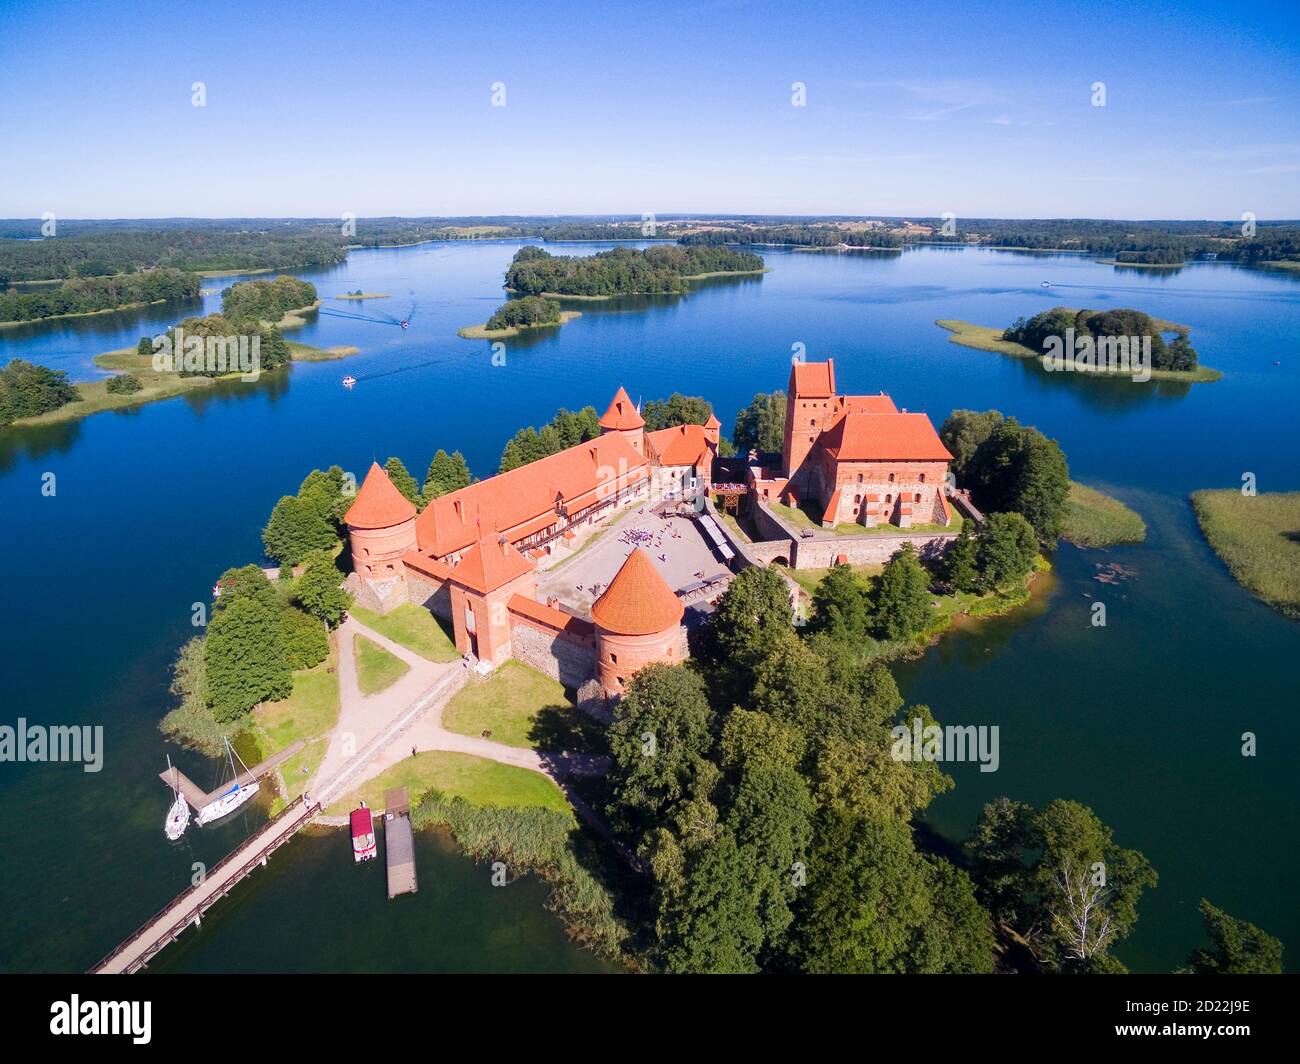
[344,360,968,703]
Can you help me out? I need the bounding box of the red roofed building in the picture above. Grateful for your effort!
[445,534,539,666]
[751,358,954,529]
[645,422,715,500]
[344,387,718,696]
[345,463,418,579]
[591,548,687,697]
[599,386,645,455]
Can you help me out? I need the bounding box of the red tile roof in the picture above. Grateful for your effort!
[599,387,644,430]
[447,535,535,594]
[416,433,650,557]
[790,358,836,397]
[822,487,843,525]
[822,412,953,462]
[507,594,595,639]
[345,463,417,529]
[402,550,453,581]
[591,548,684,636]
[837,393,898,415]
[646,423,712,467]
[704,412,721,430]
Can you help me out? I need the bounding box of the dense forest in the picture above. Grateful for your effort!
[5,217,1294,286]
[1003,306,1199,373]
[679,217,1300,266]
[504,245,765,297]
[0,223,346,283]
[220,275,316,322]
[680,225,907,248]
[0,268,200,323]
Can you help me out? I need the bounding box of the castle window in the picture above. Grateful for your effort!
[918,473,926,483]
[610,653,618,664]
[857,473,863,483]
[886,494,893,503]
[888,473,895,483]
[915,493,922,502]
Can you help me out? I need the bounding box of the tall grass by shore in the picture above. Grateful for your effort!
[1062,482,1147,547]
[1192,490,1300,619]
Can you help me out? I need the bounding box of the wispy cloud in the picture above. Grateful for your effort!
[1198,95,1276,109]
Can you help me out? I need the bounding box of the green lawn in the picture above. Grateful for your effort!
[354,634,411,695]
[273,738,328,810]
[327,750,572,818]
[253,649,341,753]
[351,604,459,662]
[1192,490,1300,619]
[783,562,882,598]
[768,498,959,537]
[1062,482,1147,547]
[443,660,595,751]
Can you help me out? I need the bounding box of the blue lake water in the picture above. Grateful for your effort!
[1,241,1296,972]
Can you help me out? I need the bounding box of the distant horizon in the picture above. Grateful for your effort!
[3,212,1299,224]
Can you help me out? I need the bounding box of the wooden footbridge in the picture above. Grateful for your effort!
[92,666,467,974]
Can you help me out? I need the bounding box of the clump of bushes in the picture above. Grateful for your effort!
[485,295,561,331]
[105,373,142,394]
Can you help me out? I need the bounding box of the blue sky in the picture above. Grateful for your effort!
[1,0,1297,219]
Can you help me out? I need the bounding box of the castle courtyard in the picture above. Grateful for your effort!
[535,502,731,620]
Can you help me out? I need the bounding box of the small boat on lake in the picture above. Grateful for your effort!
[163,755,190,841]
[342,375,357,388]
[351,802,377,862]
[195,738,259,827]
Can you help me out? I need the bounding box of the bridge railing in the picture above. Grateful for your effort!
[90,795,319,974]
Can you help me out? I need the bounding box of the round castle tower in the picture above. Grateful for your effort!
[590,547,685,697]
[345,462,417,580]
[598,386,645,455]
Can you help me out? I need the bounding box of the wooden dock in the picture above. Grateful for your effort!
[160,740,306,810]
[384,787,417,898]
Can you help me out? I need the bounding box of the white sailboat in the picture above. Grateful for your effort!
[195,738,260,827]
[164,755,190,841]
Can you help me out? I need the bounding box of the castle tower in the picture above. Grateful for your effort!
[345,462,417,581]
[782,358,836,497]
[599,386,645,456]
[703,411,721,448]
[445,534,536,666]
[590,548,685,698]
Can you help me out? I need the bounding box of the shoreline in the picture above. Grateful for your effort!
[0,296,176,328]
[505,267,770,302]
[458,309,582,339]
[936,319,1221,383]
[5,302,357,430]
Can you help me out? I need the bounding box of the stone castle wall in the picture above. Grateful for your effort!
[406,573,452,621]
[793,531,957,568]
[509,617,598,689]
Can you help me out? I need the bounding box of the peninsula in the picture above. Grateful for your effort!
[0,277,357,430]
